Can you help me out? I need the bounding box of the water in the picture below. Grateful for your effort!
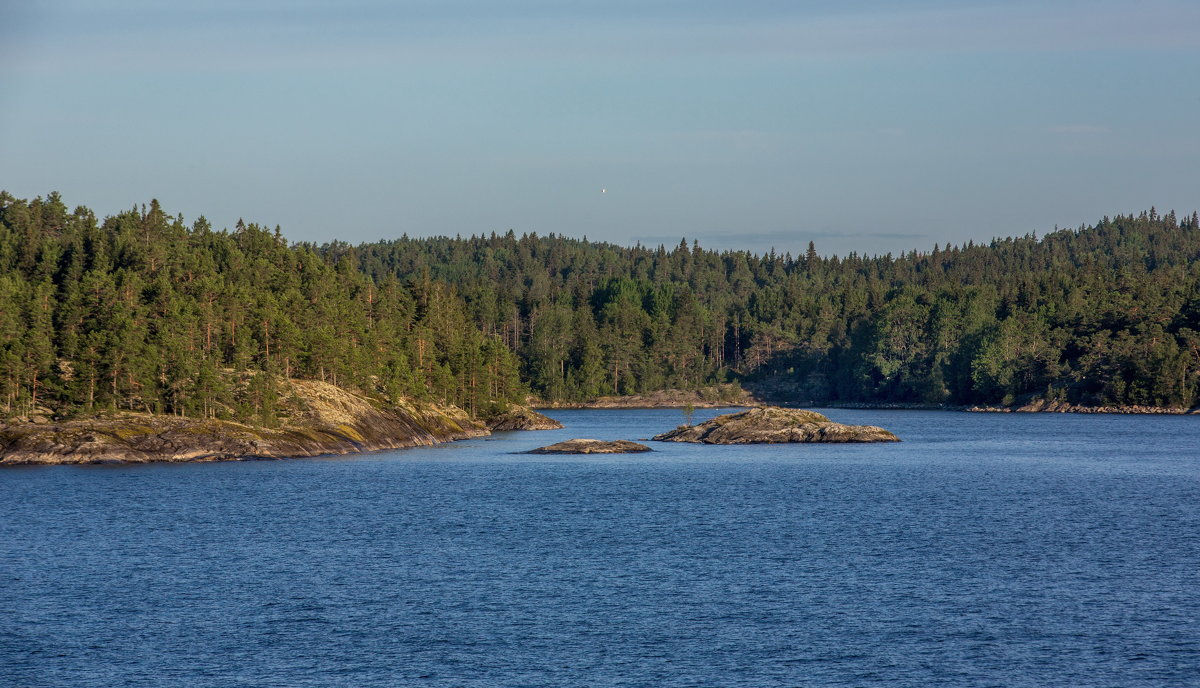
[2,409,1199,687]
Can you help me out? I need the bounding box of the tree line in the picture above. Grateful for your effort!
[0,192,523,423]
[344,208,1200,408]
[4,190,1199,424]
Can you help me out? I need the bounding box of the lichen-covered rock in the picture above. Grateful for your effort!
[484,404,564,431]
[526,439,651,454]
[0,379,488,465]
[652,406,899,444]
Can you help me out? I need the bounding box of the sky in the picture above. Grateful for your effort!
[2,1,1198,257]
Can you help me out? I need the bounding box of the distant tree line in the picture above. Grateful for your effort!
[4,190,1199,424]
[345,208,1200,408]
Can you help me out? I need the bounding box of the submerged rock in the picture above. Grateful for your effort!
[652,406,899,444]
[484,404,564,431]
[526,439,651,454]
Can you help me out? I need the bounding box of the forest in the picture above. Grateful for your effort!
[345,207,1200,409]
[3,190,1200,423]
[0,192,524,423]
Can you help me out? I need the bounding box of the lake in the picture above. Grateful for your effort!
[2,408,1198,687]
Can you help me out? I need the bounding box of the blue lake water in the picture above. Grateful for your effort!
[2,408,1199,687]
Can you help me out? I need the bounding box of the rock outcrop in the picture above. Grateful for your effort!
[0,379,488,465]
[526,439,652,454]
[652,406,899,444]
[484,404,564,431]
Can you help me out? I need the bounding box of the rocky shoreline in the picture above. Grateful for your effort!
[965,399,1200,415]
[822,401,1200,415]
[0,380,497,466]
[539,393,1200,415]
[6,382,1192,466]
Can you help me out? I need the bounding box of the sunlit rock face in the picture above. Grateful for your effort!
[652,407,899,444]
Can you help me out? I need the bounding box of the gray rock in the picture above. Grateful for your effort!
[485,404,564,431]
[0,379,489,466]
[526,438,651,454]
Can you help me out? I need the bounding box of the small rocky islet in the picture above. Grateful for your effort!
[525,439,652,454]
[484,404,564,431]
[652,406,900,444]
[525,406,899,454]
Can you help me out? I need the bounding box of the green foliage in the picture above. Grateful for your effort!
[0,192,525,421]
[349,209,1200,409]
[4,191,1199,420]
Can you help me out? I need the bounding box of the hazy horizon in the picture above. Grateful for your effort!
[4,1,1198,257]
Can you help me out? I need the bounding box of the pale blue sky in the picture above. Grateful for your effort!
[3,1,1198,256]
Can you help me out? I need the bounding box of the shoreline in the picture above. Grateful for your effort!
[812,400,1200,415]
[0,405,487,467]
[6,390,1195,466]
[0,380,558,466]
[535,397,1200,415]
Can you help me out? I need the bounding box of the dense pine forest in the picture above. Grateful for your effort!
[0,192,524,422]
[3,190,1200,423]
[343,207,1200,409]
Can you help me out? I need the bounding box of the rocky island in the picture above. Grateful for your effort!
[653,406,899,444]
[526,439,652,454]
[484,404,564,431]
[0,380,497,465]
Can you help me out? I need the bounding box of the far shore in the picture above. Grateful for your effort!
[534,396,1200,415]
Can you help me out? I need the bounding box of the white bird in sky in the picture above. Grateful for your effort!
[601,188,607,193]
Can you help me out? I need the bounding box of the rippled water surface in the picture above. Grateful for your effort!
[3,409,1199,687]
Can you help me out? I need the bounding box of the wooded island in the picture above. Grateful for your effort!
[2,191,1199,430]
